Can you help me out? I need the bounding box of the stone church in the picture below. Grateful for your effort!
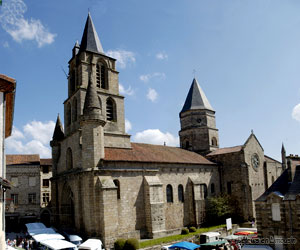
[50,13,283,247]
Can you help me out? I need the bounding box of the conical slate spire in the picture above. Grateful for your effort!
[281,143,286,154]
[52,114,64,141]
[79,13,104,54]
[181,78,214,113]
[83,74,102,120]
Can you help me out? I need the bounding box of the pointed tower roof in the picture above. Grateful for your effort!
[52,114,64,141]
[83,74,102,120]
[181,78,214,113]
[79,13,104,54]
[281,143,286,154]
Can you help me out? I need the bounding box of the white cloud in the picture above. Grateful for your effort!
[139,72,166,83]
[106,49,135,69]
[133,129,179,146]
[125,119,132,133]
[119,83,134,96]
[147,88,158,102]
[0,0,56,47]
[5,120,55,158]
[156,52,168,60]
[292,103,300,122]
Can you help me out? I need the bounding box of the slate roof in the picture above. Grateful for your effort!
[52,114,64,141]
[104,143,214,165]
[256,165,300,201]
[79,13,104,54]
[207,145,243,156]
[6,154,40,165]
[181,78,214,113]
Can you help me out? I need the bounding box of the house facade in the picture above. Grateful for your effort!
[0,74,16,249]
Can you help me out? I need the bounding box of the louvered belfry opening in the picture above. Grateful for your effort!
[101,65,106,88]
[106,98,114,121]
[96,64,101,88]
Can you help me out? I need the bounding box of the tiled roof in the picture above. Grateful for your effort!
[207,145,243,156]
[104,143,214,165]
[6,154,40,165]
[40,159,52,165]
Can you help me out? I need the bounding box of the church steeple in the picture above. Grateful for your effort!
[179,78,219,155]
[181,78,214,113]
[79,13,104,54]
[282,143,287,170]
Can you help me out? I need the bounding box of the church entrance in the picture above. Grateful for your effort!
[60,185,75,227]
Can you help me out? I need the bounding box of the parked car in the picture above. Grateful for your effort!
[39,239,77,250]
[78,239,103,250]
[58,228,83,246]
[199,232,221,244]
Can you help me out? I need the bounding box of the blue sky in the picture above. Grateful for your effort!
[1,0,300,160]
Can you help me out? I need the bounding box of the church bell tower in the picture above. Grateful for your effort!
[179,78,219,155]
[64,13,130,149]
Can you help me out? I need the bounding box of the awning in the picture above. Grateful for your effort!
[169,241,200,250]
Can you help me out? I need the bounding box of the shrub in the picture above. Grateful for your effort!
[181,228,189,235]
[189,226,197,232]
[114,239,126,250]
[124,238,139,250]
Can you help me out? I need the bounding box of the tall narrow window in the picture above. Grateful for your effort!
[201,184,208,199]
[227,182,232,195]
[67,103,71,126]
[113,179,120,199]
[43,179,50,188]
[106,98,115,121]
[211,183,215,194]
[166,184,173,203]
[72,98,77,122]
[66,148,73,170]
[178,184,184,202]
[11,194,18,205]
[101,65,106,89]
[96,64,100,88]
[28,193,36,204]
[186,141,190,149]
[42,193,50,205]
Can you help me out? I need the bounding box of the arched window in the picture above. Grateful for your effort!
[211,137,217,146]
[113,179,120,199]
[66,148,73,170]
[186,141,190,149]
[106,98,116,121]
[178,184,184,202]
[72,98,77,122]
[201,184,208,199]
[166,184,173,203]
[66,103,71,126]
[211,183,215,194]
